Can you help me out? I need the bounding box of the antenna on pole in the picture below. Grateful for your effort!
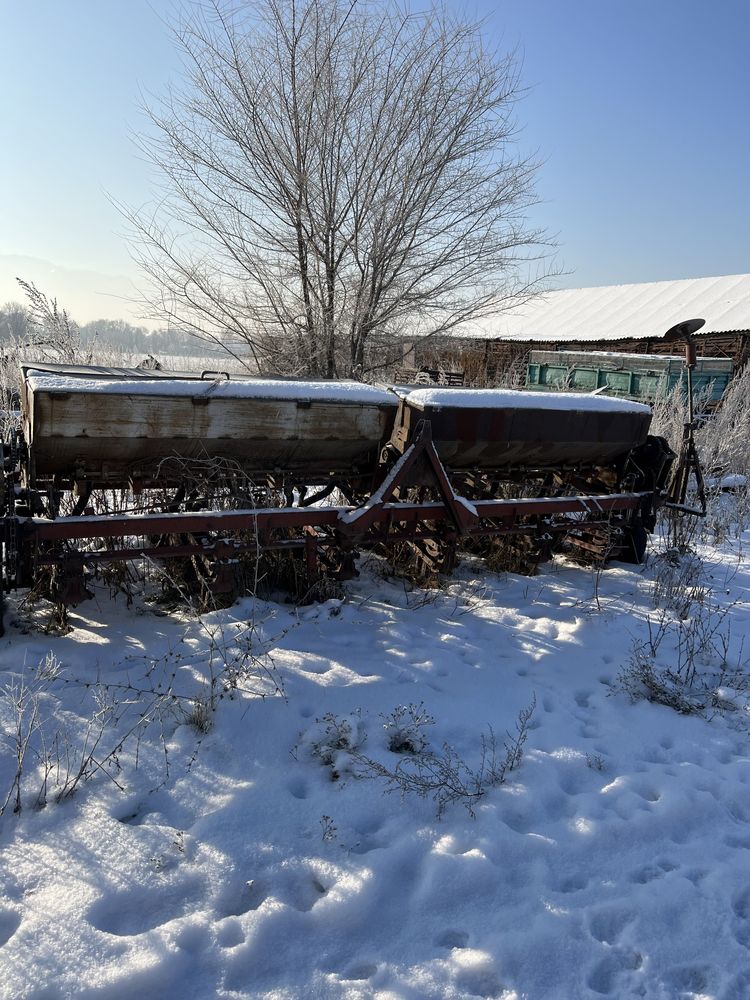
[662,318,707,517]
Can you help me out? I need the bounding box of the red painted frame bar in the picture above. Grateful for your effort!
[34,518,625,567]
[24,492,647,545]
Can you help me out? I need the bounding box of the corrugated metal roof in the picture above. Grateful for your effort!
[458,274,750,342]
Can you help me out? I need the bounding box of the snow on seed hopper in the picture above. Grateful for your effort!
[0,360,687,610]
[17,364,397,497]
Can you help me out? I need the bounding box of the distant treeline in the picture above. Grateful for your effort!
[0,301,200,357]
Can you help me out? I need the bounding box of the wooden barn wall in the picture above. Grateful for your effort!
[414,332,750,386]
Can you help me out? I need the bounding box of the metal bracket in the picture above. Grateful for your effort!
[337,420,477,537]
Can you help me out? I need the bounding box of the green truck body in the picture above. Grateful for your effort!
[526,350,733,404]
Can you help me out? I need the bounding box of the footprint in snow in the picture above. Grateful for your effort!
[501,812,533,835]
[574,690,592,709]
[731,888,750,948]
[349,817,386,854]
[289,875,328,912]
[343,962,378,981]
[557,771,589,796]
[683,867,708,886]
[663,964,711,994]
[87,879,205,936]
[353,815,383,836]
[453,959,504,999]
[216,877,268,917]
[349,836,385,856]
[723,968,750,1000]
[629,864,666,885]
[631,782,661,803]
[656,858,677,873]
[116,801,149,825]
[287,777,308,800]
[586,948,642,995]
[728,799,749,823]
[216,919,245,949]
[588,907,635,945]
[115,797,195,832]
[436,929,469,949]
[557,873,588,894]
[694,782,720,802]
[0,909,21,947]
[541,790,576,822]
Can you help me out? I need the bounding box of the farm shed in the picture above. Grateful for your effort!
[410,274,750,385]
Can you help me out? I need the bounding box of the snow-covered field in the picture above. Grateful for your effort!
[0,526,749,1000]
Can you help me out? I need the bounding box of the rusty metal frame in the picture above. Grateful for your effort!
[23,492,646,547]
[20,489,650,590]
[7,418,654,596]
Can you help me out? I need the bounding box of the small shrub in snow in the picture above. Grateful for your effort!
[320,814,338,842]
[616,648,703,715]
[36,651,62,683]
[302,697,536,817]
[704,486,750,545]
[305,711,367,780]
[617,519,750,722]
[0,611,286,820]
[650,548,706,620]
[186,695,213,735]
[0,661,177,816]
[616,596,748,721]
[381,703,435,754]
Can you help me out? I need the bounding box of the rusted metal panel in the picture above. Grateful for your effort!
[23,372,398,486]
[394,398,651,470]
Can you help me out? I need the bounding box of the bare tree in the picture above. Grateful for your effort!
[128,0,552,377]
[0,302,31,343]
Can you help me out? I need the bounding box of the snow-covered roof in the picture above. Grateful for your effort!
[454,273,750,343]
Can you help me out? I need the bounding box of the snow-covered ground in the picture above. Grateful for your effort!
[0,527,749,1000]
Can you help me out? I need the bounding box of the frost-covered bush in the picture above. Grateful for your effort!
[650,549,706,619]
[697,363,750,480]
[302,711,367,780]
[617,550,748,720]
[0,653,175,816]
[381,703,435,754]
[300,698,535,817]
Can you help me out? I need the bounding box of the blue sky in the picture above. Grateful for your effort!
[1,0,748,322]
